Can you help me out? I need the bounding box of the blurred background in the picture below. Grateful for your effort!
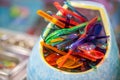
[0,0,120,80]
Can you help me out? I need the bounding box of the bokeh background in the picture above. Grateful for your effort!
[0,0,120,80]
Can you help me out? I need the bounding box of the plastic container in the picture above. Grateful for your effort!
[0,29,38,56]
[0,29,37,80]
[27,1,120,80]
[0,50,28,80]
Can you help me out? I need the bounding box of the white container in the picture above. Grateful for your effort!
[0,50,28,80]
